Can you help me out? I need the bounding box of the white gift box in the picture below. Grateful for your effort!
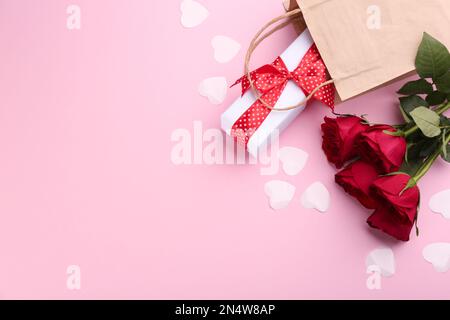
[221,29,314,158]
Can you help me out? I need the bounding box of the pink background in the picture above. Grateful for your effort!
[0,0,449,299]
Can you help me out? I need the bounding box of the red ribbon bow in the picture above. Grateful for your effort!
[231,44,335,146]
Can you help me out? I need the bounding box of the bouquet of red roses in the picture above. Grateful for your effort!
[321,33,450,241]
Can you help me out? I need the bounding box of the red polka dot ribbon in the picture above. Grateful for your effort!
[231,44,335,146]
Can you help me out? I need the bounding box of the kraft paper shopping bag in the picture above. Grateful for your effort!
[289,0,450,101]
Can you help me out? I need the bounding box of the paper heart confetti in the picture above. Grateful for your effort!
[278,146,309,176]
[423,243,450,273]
[180,0,209,28]
[198,77,228,105]
[366,248,395,277]
[212,36,241,64]
[264,180,296,210]
[300,182,330,213]
[429,189,450,219]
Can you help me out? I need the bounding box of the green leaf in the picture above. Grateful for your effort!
[420,138,439,158]
[406,177,418,189]
[441,115,450,127]
[435,71,450,94]
[383,171,407,176]
[401,177,418,195]
[408,138,439,161]
[406,142,420,162]
[442,145,450,162]
[410,106,442,138]
[399,95,429,118]
[399,149,423,176]
[402,163,423,176]
[426,91,447,106]
[415,32,450,80]
[397,79,433,95]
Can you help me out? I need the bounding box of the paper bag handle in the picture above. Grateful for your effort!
[244,8,335,111]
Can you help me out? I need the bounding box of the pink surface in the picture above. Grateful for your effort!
[0,0,449,299]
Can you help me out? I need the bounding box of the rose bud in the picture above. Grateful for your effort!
[335,161,380,209]
[321,116,368,169]
[356,125,406,174]
[367,173,420,241]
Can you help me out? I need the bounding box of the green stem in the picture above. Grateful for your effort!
[404,102,450,138]
[413,151,440,183]
[404,126,419,137]
[435,102,450,114]
[408,103,450,236]
[412,131,450,184]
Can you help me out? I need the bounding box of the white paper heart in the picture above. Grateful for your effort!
[366,248,395,277]
[278,146,309,176]
[180,0,209,28]
[429,189,450,219]
[300,182,330,213]
[264,180,296,210]
[212,36,241,64]
[423,243,450,273]
[198,77,228,105]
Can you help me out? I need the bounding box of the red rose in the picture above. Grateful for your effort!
[367,174,420,241]
[357,125,406,174]
[335,161,379,209]
[321,116,368,169]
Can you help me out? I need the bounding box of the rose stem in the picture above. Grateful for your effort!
[411,131,450,184]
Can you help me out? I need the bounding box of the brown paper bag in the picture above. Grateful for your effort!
[285,0,450,101]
